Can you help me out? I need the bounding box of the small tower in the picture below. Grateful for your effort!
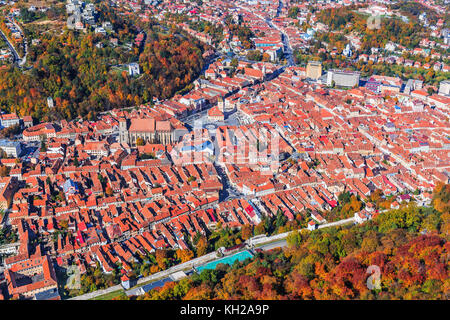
[119,118,129,145]
[217,96,224,112]
[121,274,131,290]
[343,43,352,57]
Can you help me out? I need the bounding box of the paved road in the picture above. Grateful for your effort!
[10,16,27,66]
[269,0,294,66]
[0,29,19,63]
[258,239,287,251]
[1,16,27,66]
[318,217,356,229]
[237,0,294,67]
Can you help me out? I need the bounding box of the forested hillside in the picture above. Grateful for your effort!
[315,6,425,52]
[0,10,206,122]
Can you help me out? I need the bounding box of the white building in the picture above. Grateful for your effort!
[354,210,373,224]
[0,113,20,128]
[438,80,450,96]
[0,139,22,157]
[47,97,54,109]
[326,70,360,88]
[342,43,352,57]
[128,63,140,76]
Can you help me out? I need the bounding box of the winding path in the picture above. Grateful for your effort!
[0,16,27,66]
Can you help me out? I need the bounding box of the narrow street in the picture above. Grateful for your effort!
[237,0,294,67]
[0,29,19,64]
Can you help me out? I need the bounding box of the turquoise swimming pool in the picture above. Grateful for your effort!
[196,250,254,273]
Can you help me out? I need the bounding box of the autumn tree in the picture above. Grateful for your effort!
[196,236,208,256]
[176,249,194,263]
[155,249,168,270]
[0,166,10,177]
[241,225,253,240]
[105,186,114,197]
[136,137,145,146]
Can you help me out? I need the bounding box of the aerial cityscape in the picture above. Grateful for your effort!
[0,0,448,302]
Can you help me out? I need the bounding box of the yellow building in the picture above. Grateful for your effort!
[306,61,322,80]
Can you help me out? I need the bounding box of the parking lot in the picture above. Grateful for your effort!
[19,141,39,161]
[183,108,244,129]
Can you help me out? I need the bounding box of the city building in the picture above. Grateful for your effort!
[342,43,352,57]
[207,105,224,122]
[306,61,322,80]
[0,113,20,128]
[22,123,56,142]
[119,118,178,145]
[4,255,59,300]
[404,79,424,94]
[22,116,33,128]
[128,63,140,76]
[326,70,360,88]
[0,177,18,210]
[0,139,22,157]
[365,75,402,94]
[438,80,450,96]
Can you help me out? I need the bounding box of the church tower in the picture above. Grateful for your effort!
[119,118,129,145]
[217,96,225,112]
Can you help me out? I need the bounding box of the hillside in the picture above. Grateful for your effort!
[0,3,207,122]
